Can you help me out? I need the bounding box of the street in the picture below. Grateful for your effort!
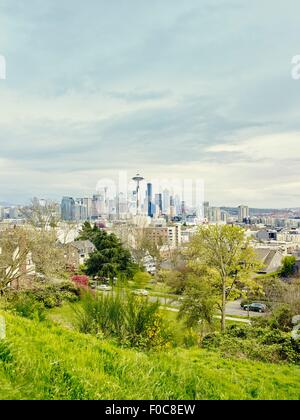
[148,294,265,321]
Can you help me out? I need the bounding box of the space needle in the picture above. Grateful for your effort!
[132,173,144,215]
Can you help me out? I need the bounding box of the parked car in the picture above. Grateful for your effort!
[133,289,149,296]
[96,284,112,291]
[243,302,267,313]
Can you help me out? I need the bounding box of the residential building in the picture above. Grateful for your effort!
[254,247,283,274]
[238,205,249,222]
[65,240,96,268]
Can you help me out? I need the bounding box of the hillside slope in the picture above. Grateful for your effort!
[0,311,300,400]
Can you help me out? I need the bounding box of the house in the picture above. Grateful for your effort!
[65,240,96,268]
[254,247,283,274]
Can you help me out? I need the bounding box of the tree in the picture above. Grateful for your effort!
[0,226,66,294]
[112,222,165,270]
[280,256,296,278]
[133,271,151,289]
[186,225,261,332]
[178,274,217,331]
[20,198,59,230]
[78,223,137,281]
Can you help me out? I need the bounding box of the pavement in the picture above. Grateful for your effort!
[225,299,264,317]
[151,295,264,323]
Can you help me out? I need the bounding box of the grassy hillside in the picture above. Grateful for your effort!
[0,311,300,400]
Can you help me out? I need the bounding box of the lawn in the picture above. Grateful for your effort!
[1,311,300,400]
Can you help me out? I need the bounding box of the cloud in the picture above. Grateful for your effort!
[1,0,300,206]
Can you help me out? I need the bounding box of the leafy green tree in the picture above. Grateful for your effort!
[133,271,151,289]
[280,256,296,278]
[186,225,261,332]
[78,223,137,281]
[178,274,217,330]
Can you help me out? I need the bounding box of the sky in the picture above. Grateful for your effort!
[0,0,300,207]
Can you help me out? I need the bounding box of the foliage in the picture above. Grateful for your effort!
[182,328,200,348]
[73,291,172,349]
[269,305,294,332]
[0,226,66,293]
[156,267,190,294]
[8,293,46,321]
[5,282,80,313]
[0,340,13,363]
[280,256,296,278]
[112,222,165,268]
[1,312,300,400]
[202,324,300,364]
[20,198,59,229]
[133,271,151,289]
[186,225,261,331]
[78,222,138,281]
[71,275,89,289]
[178,274,217,329]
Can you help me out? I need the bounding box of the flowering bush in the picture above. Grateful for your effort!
[71,275,89,289]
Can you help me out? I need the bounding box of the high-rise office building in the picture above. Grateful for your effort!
[203,201,210,219]
[147,183,153,217]
[75,198,88,221]
[155,193,162,215]
[162,189,170,214]
[181,201,186,216]
[61,197,75,221]
[82,198,92,220]
[92,193,107,218]
[169,196,176,218]
[75,198,88,222]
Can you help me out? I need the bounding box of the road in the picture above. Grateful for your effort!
[149,295,264,320]
[225,299,263,317]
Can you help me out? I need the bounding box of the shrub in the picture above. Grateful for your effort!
[10,293,46,321]
[7,283,80,311]
[226,324,249,339]
[73,291,173,349]
[280,256,296,277]
[201,332,222,348]
[201,324,300,364]
[183,328,200,348]
[71,275,89,289]
[269,305,294,332]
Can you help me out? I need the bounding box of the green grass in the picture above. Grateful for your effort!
[47,302,80,329]
[0,311,300,400]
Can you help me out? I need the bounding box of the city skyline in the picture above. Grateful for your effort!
[1,1,300,207]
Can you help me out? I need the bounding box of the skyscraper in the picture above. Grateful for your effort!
[147,183,153,217]
[82,198,92,220]
[61,197,75,221]
[75,199,88,221]
[238,205,249,222]
[169,196,176,218]
[207,206,221,223]
[155,193,162,215]
[203,201,210,219]
[162,189,170,214]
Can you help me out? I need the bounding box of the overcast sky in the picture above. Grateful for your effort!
[0,0,300,207]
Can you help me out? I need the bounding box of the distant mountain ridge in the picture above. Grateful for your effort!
[0,201,15,206]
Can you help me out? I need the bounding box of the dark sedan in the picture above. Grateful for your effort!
[243,302,267,313]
